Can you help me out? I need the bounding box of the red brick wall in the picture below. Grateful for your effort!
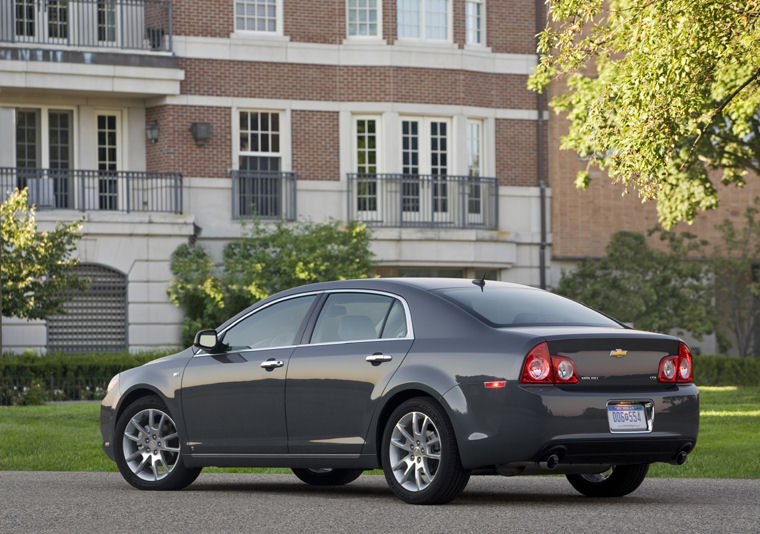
[382,0,396,44]
[179,59,534,109]
[495,118,544,187]
[453,0,466,48]
[174,0,232,38]
[487,0,537,54]
[146,105,231,178]
[292,111,340,181]
[284,0,344,44]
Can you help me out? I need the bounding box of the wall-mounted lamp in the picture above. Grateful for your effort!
[190,122,211,147]
[146,120,159,143]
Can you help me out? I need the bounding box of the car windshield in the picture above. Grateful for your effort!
[436,286,622,328]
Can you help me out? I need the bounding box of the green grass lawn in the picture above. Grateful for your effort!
[0,386,757,478]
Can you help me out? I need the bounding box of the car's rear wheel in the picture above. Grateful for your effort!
[114,395,201,491]
[381,397,470,505]
[566,464,649,497]
[291,468,363,486]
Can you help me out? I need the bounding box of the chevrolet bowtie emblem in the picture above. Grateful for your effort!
[610,349,627,358]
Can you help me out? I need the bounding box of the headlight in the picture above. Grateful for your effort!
[107,374,119,393]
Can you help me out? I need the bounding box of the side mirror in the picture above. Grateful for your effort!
[193,329,219,351]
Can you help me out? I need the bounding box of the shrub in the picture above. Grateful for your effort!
[693,355,760,387]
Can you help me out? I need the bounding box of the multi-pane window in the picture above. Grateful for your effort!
[356,118,378,212]
[239,111,281,171]
[16,110,39,170]
[238,111,282,217]
[49,111,73,208]
[401,120,419,212]
[97,114,118,211]
[430,121,447,212]
[15,0,35,37]
[465,0,484,45]
[397,0,448,40]
[98,0,117,42]
[347,0,379,37]
[467,120,482,215]
[235,0,277,32]
[47,0,69,40]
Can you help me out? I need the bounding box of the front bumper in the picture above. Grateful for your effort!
[445,382,699,470]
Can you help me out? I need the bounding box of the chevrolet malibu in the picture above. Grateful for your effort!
[101,278,699,504]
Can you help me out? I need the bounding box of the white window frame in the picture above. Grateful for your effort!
[12,105,79,170]
[352,115,382,217]
[233,0,284,36]
[233,108,291,171]
[398,116,452,222]
[236,109,283,171]
[346,0,383,40]
[466,118,484,223]
[465,0,485,47]
[396,0,453,43]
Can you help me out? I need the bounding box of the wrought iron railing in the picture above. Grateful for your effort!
[0,0,173,52]
[231,170,297,220]
[347,173,499,229]
[1,167,183,213]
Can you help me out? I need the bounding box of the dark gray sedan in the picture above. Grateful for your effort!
[100,278,699,504]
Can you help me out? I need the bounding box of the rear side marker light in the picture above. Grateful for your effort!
[658,343,694,383]
[521,343,578,384]
[484,381,507,389]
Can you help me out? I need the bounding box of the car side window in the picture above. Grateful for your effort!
[380,299,408,338]
[311,293,398,343]
[222,295,316,351]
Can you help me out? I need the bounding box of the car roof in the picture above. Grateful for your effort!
[284,277,535,293]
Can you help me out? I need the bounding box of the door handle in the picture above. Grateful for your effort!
[366,353,392,365]
[260,359,284,371]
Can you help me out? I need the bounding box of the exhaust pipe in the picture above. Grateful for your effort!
[674,451,688,465]
[539,454,560,470]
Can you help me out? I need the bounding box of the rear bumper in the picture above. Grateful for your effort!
[445,382,699,470]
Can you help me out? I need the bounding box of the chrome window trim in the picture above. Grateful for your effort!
[194,288,414,357]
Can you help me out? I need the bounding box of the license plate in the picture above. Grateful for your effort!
[607,403,648,432]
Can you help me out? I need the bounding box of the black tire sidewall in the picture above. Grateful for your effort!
[381,397,469,504]
[566,464,650,498]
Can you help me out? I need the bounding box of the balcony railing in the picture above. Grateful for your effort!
[347,173,499,229]
[0,0,173,52]
[231,170,297,221]
[1,167,182,213]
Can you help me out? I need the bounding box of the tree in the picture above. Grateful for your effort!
[555,231,715,338]
[1,188,86,352]
[712,198,760,357]
[530,1,760,229]
[168,219,375,346]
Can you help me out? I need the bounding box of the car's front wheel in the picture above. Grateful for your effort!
[381,397,470,505]
[566,464,649,497]
[291,468,363,486]
[114,395,201,490]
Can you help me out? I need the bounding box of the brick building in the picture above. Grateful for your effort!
[1,0,550,352]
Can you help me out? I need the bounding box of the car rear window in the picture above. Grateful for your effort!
[436,286,622,328]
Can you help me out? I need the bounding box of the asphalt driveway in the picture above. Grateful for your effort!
[1,471,757,533]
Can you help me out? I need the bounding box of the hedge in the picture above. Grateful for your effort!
[0,350,175,405]
[0,352,757,405]
[692,355,760,387]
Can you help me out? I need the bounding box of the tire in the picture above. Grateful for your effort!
[291,468,363,486]
[566,464,649,497]
[114,395,201,491]
[381,397,470,505]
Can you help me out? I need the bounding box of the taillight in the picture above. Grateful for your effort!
[552,355,578,383]
[521,342,578,384]
[677,342,693,382]
[658,343,693,383]
[521,342,553,383]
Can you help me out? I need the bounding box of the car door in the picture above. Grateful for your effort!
[181,294,318,455]
[286,291,414,454]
